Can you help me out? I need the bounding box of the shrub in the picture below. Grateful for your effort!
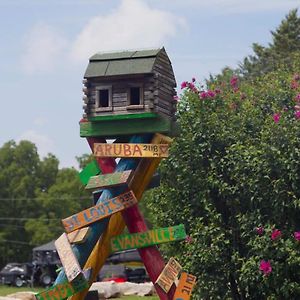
[146,54,300,299]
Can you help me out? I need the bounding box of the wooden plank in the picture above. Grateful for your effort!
[155,258,182,293]
[67,227,90,244]
[70,133,175,300]
[86,137,116,174]
[55,233,82,282]
[111,224,186,252]
[80,116,175,138]
[154,106,174,118]
[85,170,133,190]
[62,190,137,233]
[35,273,88,300]
[94,143,169,158]
[78,159,101,185]
[173,272,197,300]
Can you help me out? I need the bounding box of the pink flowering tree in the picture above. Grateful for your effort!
[146,53,300,299]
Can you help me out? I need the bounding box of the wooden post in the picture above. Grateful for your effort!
[54,134,152,289]
[70,133,176,300]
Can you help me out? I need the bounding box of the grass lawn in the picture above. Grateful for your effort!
[0,285,44,296]
[0,285,159,299]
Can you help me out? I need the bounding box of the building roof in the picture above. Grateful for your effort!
[32,240,56,252]
[84,48,165,78]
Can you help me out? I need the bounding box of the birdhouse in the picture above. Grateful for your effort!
[80,48,178,138]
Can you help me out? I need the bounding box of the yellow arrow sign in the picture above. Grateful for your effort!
[94,143,169,158]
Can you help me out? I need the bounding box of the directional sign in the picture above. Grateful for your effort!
[155,257,182,293]
[67,227,90,244]
[35,273,88,300]
[78,159,101,185]
[55,233,82,282]
[94,143,169,158]
[174,272,197,300]
[110,224,186,252]
[62,191,137,233]
[85,170,133,190]
[69,133,174,300]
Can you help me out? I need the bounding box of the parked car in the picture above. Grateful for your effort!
[0,263,33,287]
[0,261,58,287]
[98,264,149,283]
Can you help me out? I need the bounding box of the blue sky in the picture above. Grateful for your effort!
[0,0,299,168]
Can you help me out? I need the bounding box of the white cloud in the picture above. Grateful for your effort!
[163,0,299,14]
[70,0,186,62]
[17,130,55,158]
[21,23,68,74]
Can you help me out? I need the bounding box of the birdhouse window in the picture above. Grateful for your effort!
[127,85,144,109]
[96,86,112,112]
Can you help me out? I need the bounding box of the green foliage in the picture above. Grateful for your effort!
[0,140,89,266]
[146,54,300,299]
[240,9,300,77]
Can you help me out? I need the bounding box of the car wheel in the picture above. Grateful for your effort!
[14,277,24,287]
[40,273,52,286]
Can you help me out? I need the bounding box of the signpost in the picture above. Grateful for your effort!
[35,274,88,300]
[62,191,137,233]
[85,170,133,190]
[94,143,169,158]
[67,227,90,244]
[111,224,186,252]
[173,272,197,300]
[55,233,82,282]
[155,258,182,293]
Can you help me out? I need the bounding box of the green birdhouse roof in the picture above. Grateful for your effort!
[84,48,166,78]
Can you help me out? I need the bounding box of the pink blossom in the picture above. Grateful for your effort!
[181,81,188,89]
[271,229,281,240]
[273,113,281,123]
[188,82,198,93]
[230,76,239,88]
[293,74,300,81]
[200,91,208,99]
[295,111,300,120]
[173,95,179,102]
[294,104,300,111]
[256,227,264,236]
[294,231,300,241]
[296,93,300,102]
[185,235,193,243]
[259,260,272,276]
[290,81,299,90]
[207,90,216,98]
[215,88,221,94]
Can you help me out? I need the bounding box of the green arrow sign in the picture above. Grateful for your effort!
[111,224,186,252]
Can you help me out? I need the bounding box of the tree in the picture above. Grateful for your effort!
[240,9,300,77]
[146,54,300,298]
[25,168,90,245]
[0,140,88,266]
[0,140,52,265]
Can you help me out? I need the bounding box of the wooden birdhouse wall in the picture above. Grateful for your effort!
[82,48,176,121]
